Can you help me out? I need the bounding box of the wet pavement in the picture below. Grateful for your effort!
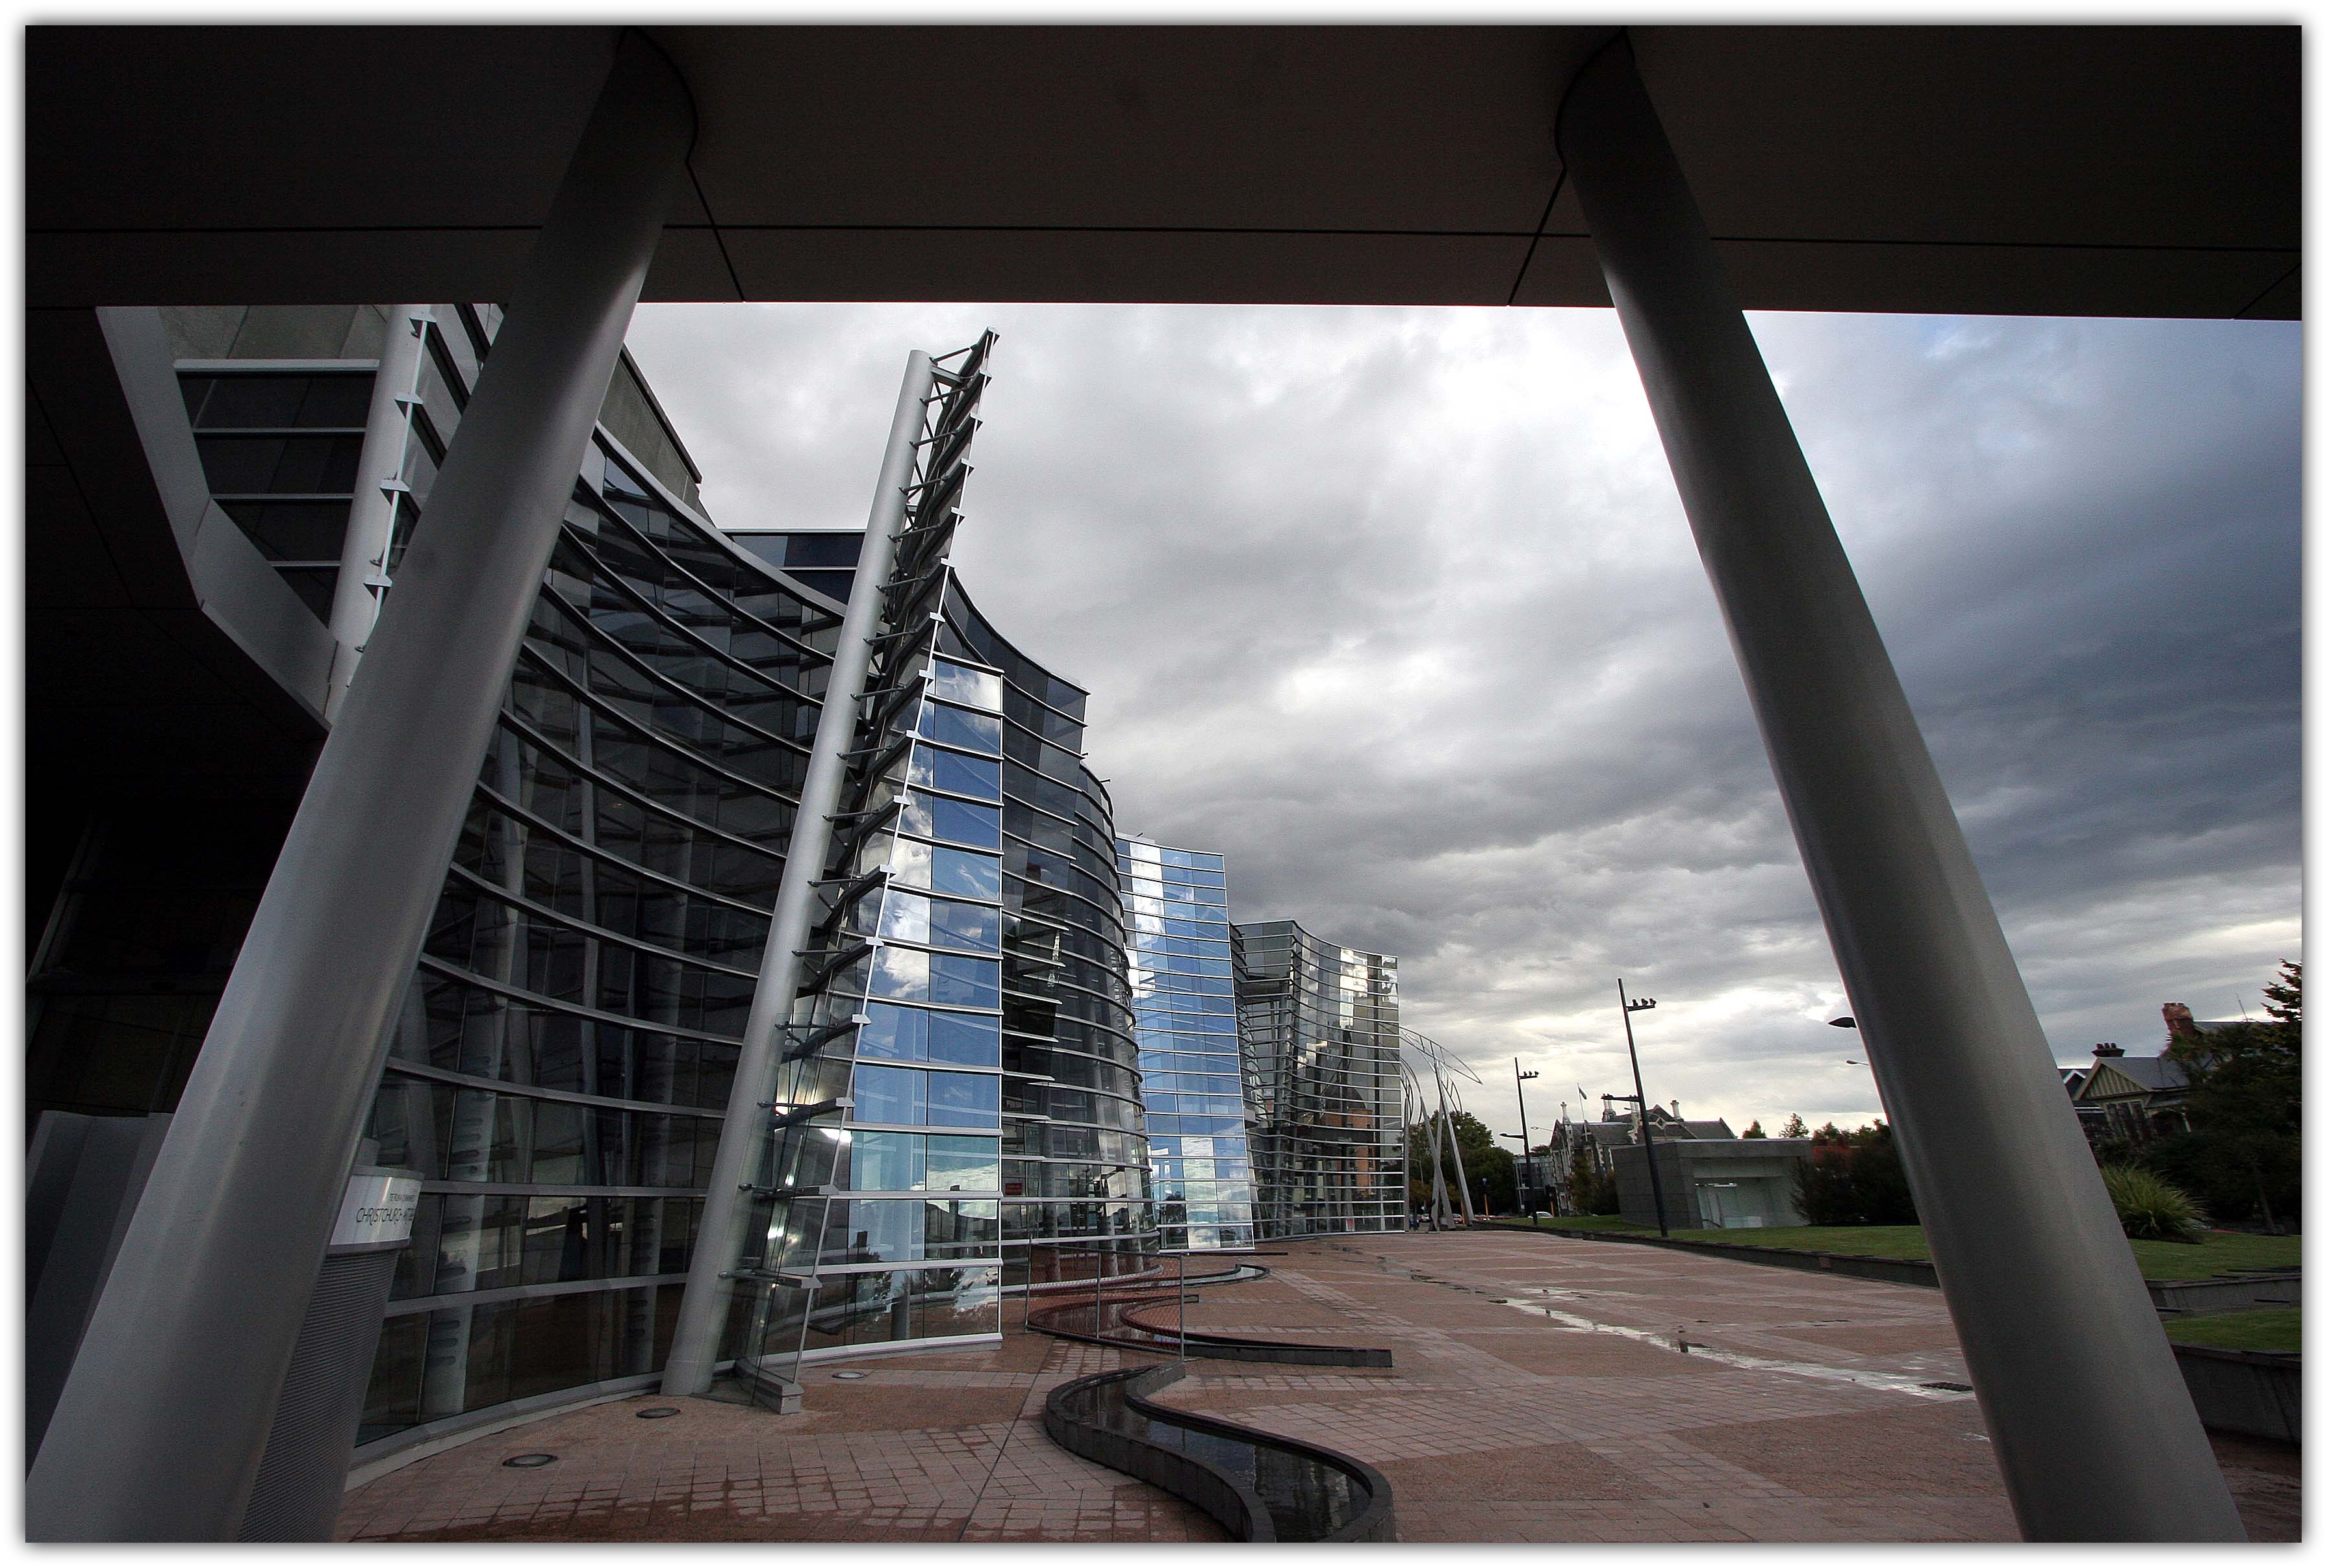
[335,1229,2300,1542]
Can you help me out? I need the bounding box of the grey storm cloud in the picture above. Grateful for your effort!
[623,302,2300,1141]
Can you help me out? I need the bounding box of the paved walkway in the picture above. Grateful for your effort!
[335,1230,2299,1542]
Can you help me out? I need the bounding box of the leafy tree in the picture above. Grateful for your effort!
[2142,962,2302,1228]
[2263,959,2302,1038]
[1567,1143,1619,1215]
[1740,1120,1766,1139]
[1405,1109,1516,1213]
[1790,1120,1918,1225]
[1779,1114,1809,1139]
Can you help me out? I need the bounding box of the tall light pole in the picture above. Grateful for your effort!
[1512,1061,1539,1212]
[1618,980,1669,1236]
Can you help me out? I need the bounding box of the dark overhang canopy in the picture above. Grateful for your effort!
[28,23,2298,318]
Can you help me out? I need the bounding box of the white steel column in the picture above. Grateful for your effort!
[25,33,694,1542]
[1555,34,2243,1542]
[324,302,431,721]
[660,351,937,1397]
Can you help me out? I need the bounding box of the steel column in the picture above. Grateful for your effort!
[324,303,431,722]
[25,32,694,1541]
[660,351,938,1396]
[1555,34,2243,1542]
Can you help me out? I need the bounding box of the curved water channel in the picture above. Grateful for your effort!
[1045,1364,1394,1541]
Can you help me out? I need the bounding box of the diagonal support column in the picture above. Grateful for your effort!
[25,32,694,1541]
[1553,34,2243,1542]
[659,351,937,1397]
[324,303,433,722]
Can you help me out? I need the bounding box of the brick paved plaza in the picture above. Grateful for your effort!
[335,1230,2299,1543]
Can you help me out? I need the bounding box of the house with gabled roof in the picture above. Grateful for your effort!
[2069,1046,2194,1144]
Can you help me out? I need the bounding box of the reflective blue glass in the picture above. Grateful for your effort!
[908,745,1002,802]
[858,1004,1000,1067]
[900,791,1002,849]
[929,659,1004,712]
[1117,836,1258,1251]
[854,1064,923,1124]
[893,840,1002,901]
[928,1011,1001,1067]
[879,890,1001,953]
[868,946,1001,1009]
[919,701,1001,755]
[926,1070,1002,1128]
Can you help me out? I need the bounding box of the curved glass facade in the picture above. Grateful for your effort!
[1116,838,1255,1250]
[1232,920,1406,1238]
[68,316,1162,1447]
[730,575,1153,1369]
[727,346,1151,1380]
[356,431,843,1443]
[947,585,1154,1285]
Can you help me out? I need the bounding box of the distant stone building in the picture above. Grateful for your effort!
[1545,1104,1733,1215]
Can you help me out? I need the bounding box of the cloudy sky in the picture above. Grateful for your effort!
[624,302,2300,1144]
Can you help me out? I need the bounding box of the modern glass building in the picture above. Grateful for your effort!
[1115,838,1256,1250]
[1232,920,1406,1238]
[31,308,1150,1468]
[354,415,831,1446]
[726,551,1155,1378]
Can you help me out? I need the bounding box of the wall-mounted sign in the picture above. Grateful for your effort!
[329,1170,422,1248]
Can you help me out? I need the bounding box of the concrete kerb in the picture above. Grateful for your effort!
[1482,1222,2300,1310]
[2170,1347,2301,1444]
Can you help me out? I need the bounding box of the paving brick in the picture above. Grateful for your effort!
[337,1232,2297,1543]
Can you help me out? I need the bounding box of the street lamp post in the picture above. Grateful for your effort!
[1513,1061,1540,1213]
[1619,980,1670,1236]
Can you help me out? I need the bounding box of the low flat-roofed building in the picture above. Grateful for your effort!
[1612,1137,1814,1230]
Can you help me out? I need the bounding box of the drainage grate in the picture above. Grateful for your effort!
[635,1406,682,1419]
[1920,1381,1974,1392]
[503,1454,558,1468]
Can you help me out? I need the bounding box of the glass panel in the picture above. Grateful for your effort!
[849,1130,925,1192]
[926,1011,1000,1068]
[907,745,1002,802]
[898,792,1001,849]
[890,840,1002,901]
[856,1004,928,1062]
[835,1198,923,1263]
[196,433,364,494]
[923,1198,999,1258]
[217,499,352,561]
[917,702,1001,755]
[181,372,373,429]
[926,1070,1002,1129]
[851,1063,923,1125]
[856,1002,998,1068]
[911,1265,1001,1337]
[926,1135,1000,1193]
[929,660,1003,713]
[877,890,1000,953]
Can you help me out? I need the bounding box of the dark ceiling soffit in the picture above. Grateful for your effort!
[22,24,2298,320]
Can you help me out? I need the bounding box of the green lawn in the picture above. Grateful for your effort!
[2164,1306,2301,1353]
[1501,1217,2300,1282]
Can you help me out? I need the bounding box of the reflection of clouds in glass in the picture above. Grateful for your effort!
[930,659,1004,713]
